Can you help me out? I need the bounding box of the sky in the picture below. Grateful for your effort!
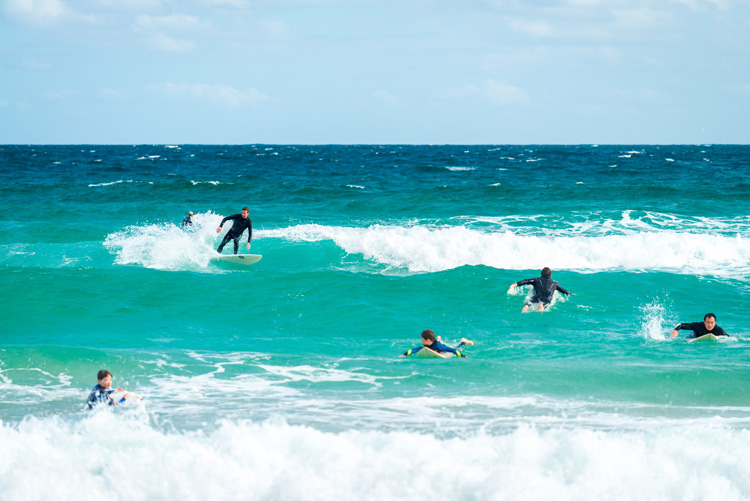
[1,0,749,144]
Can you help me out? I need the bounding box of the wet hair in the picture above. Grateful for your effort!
[541,267,551,278]
[242,206,249,212]
[704,313,716,321]
[97,369,112,381]
[421,329,436,343]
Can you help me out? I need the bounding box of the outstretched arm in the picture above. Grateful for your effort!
[670,323,691,338]
[216,215,233,233]
[556,284,571,295]
[400,346,424,357]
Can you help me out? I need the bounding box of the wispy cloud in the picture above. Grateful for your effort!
[5,0,68,25]
[147,33,196,52]
[507,18,555,37]
[136,14,207,31]
[258,19,292,39]
[438,80,529,106]
[150,82,270,107]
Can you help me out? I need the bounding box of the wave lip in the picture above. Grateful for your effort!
[261,222,750,275]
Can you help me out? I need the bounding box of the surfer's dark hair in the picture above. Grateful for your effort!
[421,330,436,342]
[242,206,249,211]
[704,313,716,321]
[97,369,112,381]
[541,267,551,278]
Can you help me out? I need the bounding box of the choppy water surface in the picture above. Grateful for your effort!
[1,145,750,500]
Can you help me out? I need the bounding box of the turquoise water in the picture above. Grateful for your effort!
[2,145,750,500]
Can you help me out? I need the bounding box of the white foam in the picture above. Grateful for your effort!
[104,212,231,271]
[2,414,750,500]
[638,301,675,341]
[445,166,475,171]
[260,221,750,276]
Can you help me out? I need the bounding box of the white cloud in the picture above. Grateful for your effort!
[5,0,67,24]
[438,79,529,106]
[507,18,555,37]
[258,19,292,39]
[151,82,269,107]
[147,33,196,52]
[209,0,251,7]
[136,14,207,31]
[610,8,674,29]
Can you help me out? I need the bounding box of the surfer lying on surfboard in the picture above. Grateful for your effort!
[86,369,133,410]
[400,329,473,358]
[670,313,728,339]
[509,267,571,312]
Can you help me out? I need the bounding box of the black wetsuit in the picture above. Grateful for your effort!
[673,322,728,338]
[181,216,192,227]
[516,277,570,305]
[217,214,252,254]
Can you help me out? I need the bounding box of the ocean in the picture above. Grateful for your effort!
[1,144,749,500]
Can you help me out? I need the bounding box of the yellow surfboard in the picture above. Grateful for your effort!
[416,347,453,358]
[688,333,718,343]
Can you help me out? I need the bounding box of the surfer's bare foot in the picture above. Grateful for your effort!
[460,338,474,346]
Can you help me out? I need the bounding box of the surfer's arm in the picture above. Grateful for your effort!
[556,284,571,295]
[714,326,729,337]
[515,279,535,287]
[247,221,252,242]
[433,342,458,355]
[218,215,234,228]
[401,346,424,357]
[671,322,695,337]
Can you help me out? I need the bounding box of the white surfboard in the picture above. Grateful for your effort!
[416,347,453,359]
[211,254,262,265]
[688,333,718,343]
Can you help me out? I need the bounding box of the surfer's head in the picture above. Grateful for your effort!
[241,207,249,218]
[97,369,113,388]
[421,329,436,345]
[704,313,716,331]
[541,267,551,278]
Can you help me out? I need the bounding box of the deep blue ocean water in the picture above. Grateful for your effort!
[1,144,750,500]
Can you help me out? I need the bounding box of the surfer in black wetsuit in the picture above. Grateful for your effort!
[509,267,571,312]
[181,211,193,227]
[670,313,728,339]
[216,207,252,254]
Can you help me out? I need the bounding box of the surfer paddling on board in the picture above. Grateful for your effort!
[400,329,473,357]
[87,369,132,410]
[509,267,571,312]
[216,207,252,254]
[670,313,728,339]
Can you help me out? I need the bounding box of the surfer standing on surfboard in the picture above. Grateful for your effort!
[670,313,728,339]
[216,207,252,254]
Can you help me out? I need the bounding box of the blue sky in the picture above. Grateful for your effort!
[1,0,748,144]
